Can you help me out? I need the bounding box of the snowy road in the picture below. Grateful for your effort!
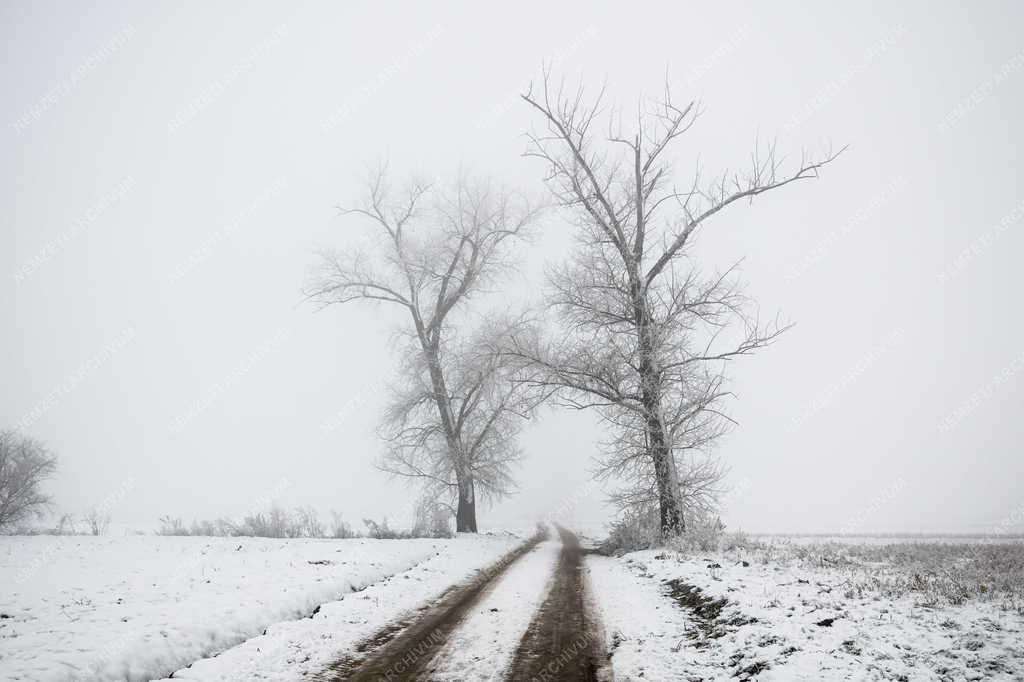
[425,538,561,681]
[320,526,607,681]
[505,527,607,682]
[316,533,545,680]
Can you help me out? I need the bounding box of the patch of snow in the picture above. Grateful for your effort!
[0,534,513,681]
[161,533,522,680]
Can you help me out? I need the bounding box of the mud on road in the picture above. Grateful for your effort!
[316,525,606,681]
[316,532,542,682]
[506,526,606,682]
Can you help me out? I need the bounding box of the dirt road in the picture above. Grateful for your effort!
[317,533,542,681]
[317,526,605,681]
[506,526,603,682]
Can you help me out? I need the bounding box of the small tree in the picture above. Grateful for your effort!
[294,506,324,538]
[329,511,356,539]
[411,494,453,538]
[0,430,58,530]
[54,512,76,535]
[83,508,111,535]
[157,515,188,535]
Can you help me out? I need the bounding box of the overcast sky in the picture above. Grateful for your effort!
[2,1,1022,534]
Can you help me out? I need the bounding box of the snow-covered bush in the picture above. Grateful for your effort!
[666,515,761,553]
[362,517,407,539]
[601,504,759,555]
[187,518,233,536]
[330,511,357,538]
[83,508,111,535]
[601,505,662,554]
[410,497,453,538]
[234,505,303,538]
[294,506,324,538]
[53,512,76,535]
[157,515,188,535]
[718,529,758,551]
[159,507,335,538]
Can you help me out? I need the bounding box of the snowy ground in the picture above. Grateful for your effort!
[587,542,1024,680]
[7,529,1023,681]
[751,533,1024,546]
[0,533,520,681]
[164,532,523,680]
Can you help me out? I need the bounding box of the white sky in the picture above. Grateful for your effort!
[2,0,1022,534]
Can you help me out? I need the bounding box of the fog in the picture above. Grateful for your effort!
[3,0,1022,535]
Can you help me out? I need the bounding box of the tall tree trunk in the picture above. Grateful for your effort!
[416,321,479,533]
[648,415,683,536]
[635,286,685,537]
[455,474,477,532]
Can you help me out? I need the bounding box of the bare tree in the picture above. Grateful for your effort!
[306,169,539,532]
[329,510,356,539]
[0,430,59,530]
[294,506,324,538]
[380,317,539,530]
[54,512,76,535]
[510,70,843,537]
[83,507,111,536]
[411,493,454,538]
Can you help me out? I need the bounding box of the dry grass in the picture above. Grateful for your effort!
[741,540,1024,614]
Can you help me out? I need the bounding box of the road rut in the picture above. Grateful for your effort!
[317,533,542,681]
[506,526,604,681]
[317,526,605,681]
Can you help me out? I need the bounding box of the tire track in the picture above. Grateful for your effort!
[316,530,545,681]
[506,526,607,682]
[423,539,562,680]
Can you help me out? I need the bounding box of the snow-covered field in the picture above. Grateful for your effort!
[587,540,1024,680]
[7,529,1024,681]
[752,533,1024,546]
[0,533,520,681]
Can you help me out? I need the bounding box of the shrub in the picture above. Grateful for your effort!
[601,505,661,555]
[83,508,111,536]
[235,505,301,538]
[160,507,332,538]
[157,515,188,535]
[410,497,453,538]
[719,530,759,552]
[295,506,325,538]
[188,518,233,536]
[53,512,76,535]
[602,506,757,555]
[329,511,357,538]
[362,517,407,539]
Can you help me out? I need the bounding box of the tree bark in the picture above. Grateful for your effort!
[635,285,685,537]
[416,317,479,533]
[648,417,683,536]
[455,474,477,533]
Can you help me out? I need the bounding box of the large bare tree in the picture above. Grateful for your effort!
[511,71,843,537]
[306,170,538,532]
